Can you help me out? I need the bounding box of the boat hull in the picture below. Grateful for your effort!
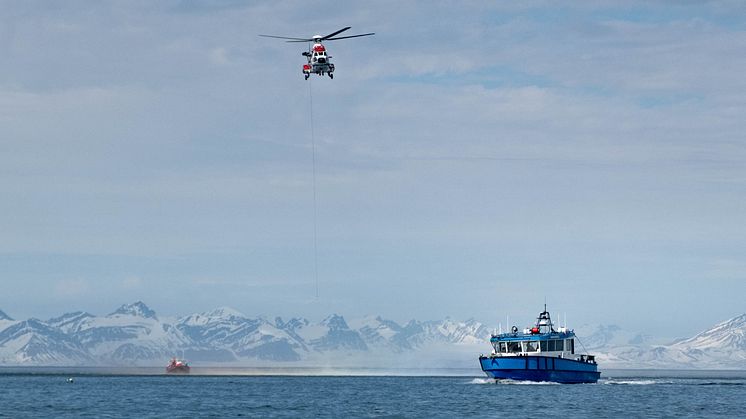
[479,355,600,384]
[166,365,190,374]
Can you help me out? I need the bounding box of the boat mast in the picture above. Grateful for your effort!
[536,305,555,333]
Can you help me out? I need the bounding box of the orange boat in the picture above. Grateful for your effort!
[166,357,190,374]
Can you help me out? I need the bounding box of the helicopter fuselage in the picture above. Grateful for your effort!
[302,43,334,79]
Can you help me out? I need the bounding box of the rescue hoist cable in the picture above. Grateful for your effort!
[308,76,319,299]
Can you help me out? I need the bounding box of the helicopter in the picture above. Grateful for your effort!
[259,27,374,80]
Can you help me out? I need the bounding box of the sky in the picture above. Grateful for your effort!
[1,1,745,338]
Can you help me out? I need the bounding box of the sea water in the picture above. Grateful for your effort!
[1,369,744,418]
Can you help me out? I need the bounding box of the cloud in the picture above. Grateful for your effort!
[1,1,745,336]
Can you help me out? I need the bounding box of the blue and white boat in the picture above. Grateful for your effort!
[478,307,600,383]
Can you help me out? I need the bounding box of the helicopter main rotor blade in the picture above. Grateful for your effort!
[325,33,375,41]
[258,34,313,42]
[320,27,351,40]
[259,28,372,43]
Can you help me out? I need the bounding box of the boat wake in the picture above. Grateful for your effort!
[468,378,495,385]
[695,381,745,386]
[497,379,561,385]
[602,379,668,385]
[468,377,560,385]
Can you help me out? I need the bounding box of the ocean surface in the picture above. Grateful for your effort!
[1,368,745,418]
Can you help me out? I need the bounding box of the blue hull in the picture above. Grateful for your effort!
[479,355,600,384]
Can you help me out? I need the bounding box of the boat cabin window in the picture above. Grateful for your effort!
[525,341,538,352]
[568,339,574,354]
[498,342,507,353]
[508,342,522,353]
[543,339,565,352]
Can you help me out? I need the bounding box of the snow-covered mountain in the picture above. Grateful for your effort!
[0,318,92,365]
[575,324,657,350]
[47,311,95,334]
[575,315,746,369]
[672,314,746,351]
[659,314,746,369]
[110,301,158,320]
[0,302,491,366]
[0,309,13,321]
[299,314,369,352]
[177,307,304,362]
[0,309,15,333]
[1,303,744,369]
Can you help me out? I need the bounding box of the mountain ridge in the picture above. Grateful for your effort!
[0,302,744,369]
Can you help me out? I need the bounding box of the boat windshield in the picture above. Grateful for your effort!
[525,341,539,352]
[508,342,521,353]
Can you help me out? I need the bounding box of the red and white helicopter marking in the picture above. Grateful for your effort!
[259,27,374,80]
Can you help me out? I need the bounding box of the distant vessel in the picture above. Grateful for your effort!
[166,357,190,374]
[479,307,600,383]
